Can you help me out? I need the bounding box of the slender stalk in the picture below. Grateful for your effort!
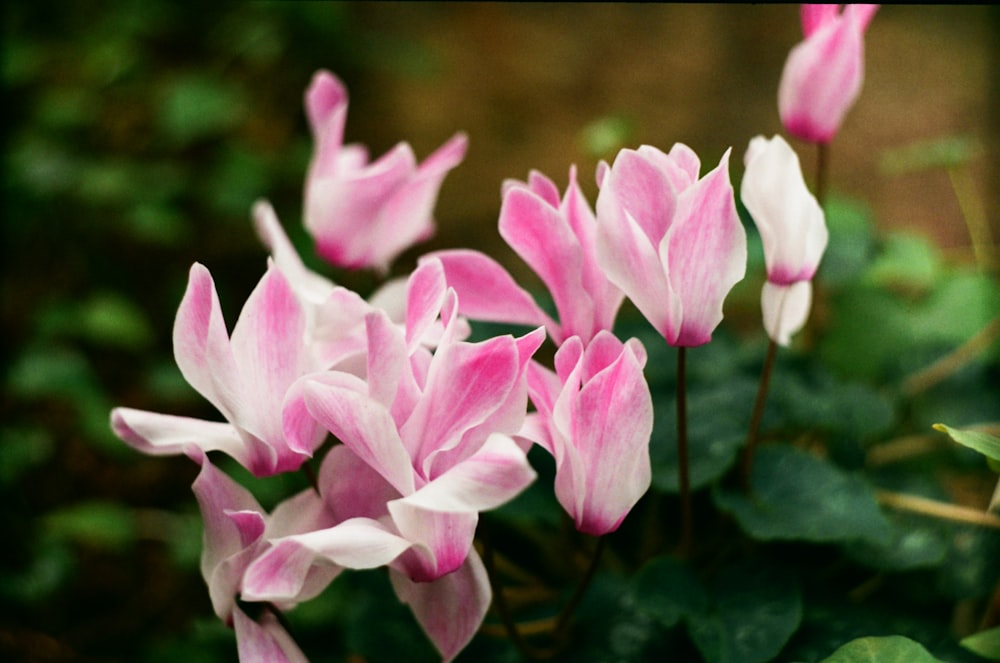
[815,141,829,206]
[742,339,778,490]
[676,347,693,554]
[552,537,606,640]
[481,528,548,660]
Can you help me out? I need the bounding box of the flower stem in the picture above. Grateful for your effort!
[815,142,829,206]
[742,339,778,491]
[481,527,549,660]
[553,536,605,639]
[676,347,693,554]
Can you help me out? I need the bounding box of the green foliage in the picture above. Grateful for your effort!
[714,445,891,545]
[935,423,1000,465]
[816,635,944,663]
[961,627,1000,661]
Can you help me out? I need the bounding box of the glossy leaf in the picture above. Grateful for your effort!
[714,445,891,545]
[816,635,943,663]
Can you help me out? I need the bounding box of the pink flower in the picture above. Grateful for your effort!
[429,167,624,346]
[522,331,653,535]
[595,144,747,347]
[240,259,543,661]
[741,135,828,345]
[187,449,334,662]
[778,4,879,143]
[111,263,329,476]
[303,70,467,272]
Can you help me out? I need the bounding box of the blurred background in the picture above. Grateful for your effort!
[2,3,998,661]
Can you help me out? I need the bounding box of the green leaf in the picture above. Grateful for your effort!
[934,423,1000,463]
[817,197,875,288]
[863,233,940,294]
[686,559,802,663]
[817,635,943,663]
[713,445,891,545]
[158,74,248,146]
[843,511,950,571]
[650,377,757,493]
[631,556,708,628]
[961,626,1000,661]
[43,501,137,551]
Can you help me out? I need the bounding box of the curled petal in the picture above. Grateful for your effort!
[233,606,310,663]
[242,518,411,602]
[110,408,248,466]
[425,249,555,331]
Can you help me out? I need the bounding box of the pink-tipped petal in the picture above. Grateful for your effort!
[233,606,310,663]
[499,185,591,345]
[173,263,245,424]
[389,551,491,663]
[426,249,555,331]
[110,408,248,465]
[302,378,416,497]
[662,149,746,346]
[242,518,411,602]
[779,8,868,143]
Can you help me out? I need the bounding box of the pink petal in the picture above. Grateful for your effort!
[425,249,554,330]
[405,259,447,352]
[389,551,491,662]
[661,149,746,346]
[172,263,245,425]
[302,377,416,496]
[594,200,673,339]
[387,506,478,580]
[566,339,653,535]
[242,518,411,602]
[317,445,399,523]
[402,334,520,474]
[233,606,310,663]
[304,70,348,140]
[111,407,247,463]
[252,199,336,306]
[229,265,311,461]
[397,433,536,514]
[779,11,866,143]
[499,184,591,344]
[800,4,840,37]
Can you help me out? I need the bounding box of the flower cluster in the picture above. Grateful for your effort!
[110,5,878,656]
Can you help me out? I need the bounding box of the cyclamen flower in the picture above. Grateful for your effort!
[241,259,543,661]
[304,70,468,272]
[429,167,624,347]
[595,144,747,347]
[522,331,653,535]
[741,135,828,345]
[188,449,334,662]
[778,4,879,143]
[111,262,328,477]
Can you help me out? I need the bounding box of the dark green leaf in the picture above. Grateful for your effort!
[817,635,943,663]
[631,556,708,628]
[713,445,891,545]
[686,559,802,663]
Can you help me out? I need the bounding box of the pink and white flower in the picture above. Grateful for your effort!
[111,262,328,476]
[429,167,624,346]
[304,70,467,273]
[741,135,828,345]
[595,144,747,347]
[778,4,879,143]
[241,259,543,660]
[522,331,653,535]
